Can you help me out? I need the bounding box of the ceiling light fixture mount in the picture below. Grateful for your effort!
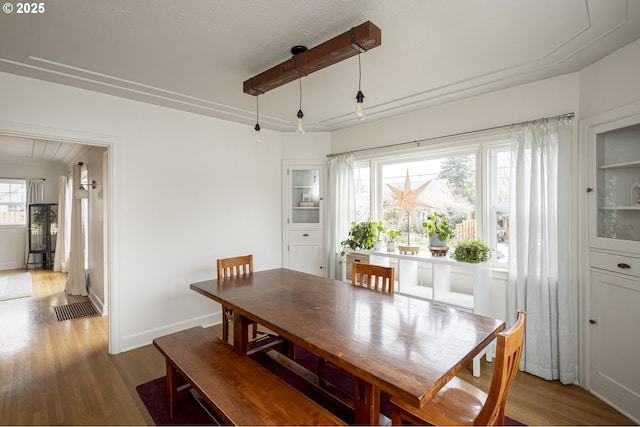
[243,21,381,96]
[290,45,308,56]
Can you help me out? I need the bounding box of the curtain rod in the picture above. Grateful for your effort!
[0,176,46,181]
[327,112,574,159]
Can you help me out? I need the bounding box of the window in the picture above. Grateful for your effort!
[351,134,514,269]
[0,179,27,225]
[378,154,476,248]
[354,162,371,223]
[489,145,511,265]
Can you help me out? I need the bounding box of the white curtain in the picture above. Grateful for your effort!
[507,118,576,384]
[327,154,355,280]
[26,178,45,204]
[25,178,45,265]
[54,175,70,272]
[65,164,87,296]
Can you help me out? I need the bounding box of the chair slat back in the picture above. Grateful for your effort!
[475,309,526,426]
[217,255,254,279]
[352,262,395,294]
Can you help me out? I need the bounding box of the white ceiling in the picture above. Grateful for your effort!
[1,0,640,160]
[0,134,89,164]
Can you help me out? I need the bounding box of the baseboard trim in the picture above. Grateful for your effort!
[119,311,220,353]
[87,290,107,316]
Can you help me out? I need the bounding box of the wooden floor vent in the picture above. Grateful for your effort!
[54,301,99,321]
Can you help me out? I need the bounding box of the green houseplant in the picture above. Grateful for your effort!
[372,221,386,250]
[422,212,455,247]
[340,219,382,256]
[450,238,493,263]
[385,229,402,252]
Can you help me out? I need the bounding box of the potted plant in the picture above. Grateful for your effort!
[450,238,494,263]
[422,212,455,248]
[372,221,386,250]
[385,229,402,252]
[340,219,380,257]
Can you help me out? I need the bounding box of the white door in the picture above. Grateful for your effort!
[590,269,640,423]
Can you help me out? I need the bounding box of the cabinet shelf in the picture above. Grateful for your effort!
[292,207,319,210]
[599,159,640,169]
[600,205,640,210]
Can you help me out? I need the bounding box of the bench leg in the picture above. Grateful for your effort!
[166,360,178,419]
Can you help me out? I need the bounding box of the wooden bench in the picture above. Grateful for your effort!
[153,326,346,426]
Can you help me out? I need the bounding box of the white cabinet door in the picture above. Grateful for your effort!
[288,239,324,277]
[586,112,640,254]
[590,269,640,423]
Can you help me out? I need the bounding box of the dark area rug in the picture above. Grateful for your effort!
[136,377,215,425]
[137,342,525,425]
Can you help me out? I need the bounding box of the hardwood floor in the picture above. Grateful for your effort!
[0,269,635,426]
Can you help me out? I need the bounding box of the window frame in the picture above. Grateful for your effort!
[486,142,512,269]
[0,178,27,227]
[351,130,513,271]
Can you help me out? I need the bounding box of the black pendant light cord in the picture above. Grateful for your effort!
[299,78,303,111]
[358,53,362,91]
[255,95,261,131]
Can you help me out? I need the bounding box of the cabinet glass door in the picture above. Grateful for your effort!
[595,123,640,243]
[291,169,320,224]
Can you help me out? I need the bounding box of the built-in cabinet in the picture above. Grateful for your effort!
[584,106,640,423]
[283,162,325,277]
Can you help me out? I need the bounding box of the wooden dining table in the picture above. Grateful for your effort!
[190,268,505,425]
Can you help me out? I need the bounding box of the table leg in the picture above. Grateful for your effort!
[354,377,380,425]
[166,360,177,419]
[233,311,250,354]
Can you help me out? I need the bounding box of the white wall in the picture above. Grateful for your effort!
[0,158,66,269]
[580,39,640,119]
[331,73,580,153]
[281,132,331,160]
[83,146,107,313]
[0,71,284,352]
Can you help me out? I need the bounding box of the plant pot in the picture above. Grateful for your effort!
[387,241,396,252]
[429,235,448,248]
[373,240,383,251]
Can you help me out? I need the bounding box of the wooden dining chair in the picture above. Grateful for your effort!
[352,262,395,293]
[391,310,526,426]
[217,255,257,343]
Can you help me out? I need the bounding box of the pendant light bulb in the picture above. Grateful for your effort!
[355,90,365,120]
[254,123,262,144]
[296,109,305,134]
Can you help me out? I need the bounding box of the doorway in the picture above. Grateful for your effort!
[0,124,114,352]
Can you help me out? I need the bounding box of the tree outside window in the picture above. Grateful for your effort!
[381,154,476,248]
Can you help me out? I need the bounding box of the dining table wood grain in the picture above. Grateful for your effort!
[190,268,504,425]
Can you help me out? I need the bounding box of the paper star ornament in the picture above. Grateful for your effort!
[387,170,432,225]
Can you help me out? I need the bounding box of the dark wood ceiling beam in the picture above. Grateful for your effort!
[243,21,381,96]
